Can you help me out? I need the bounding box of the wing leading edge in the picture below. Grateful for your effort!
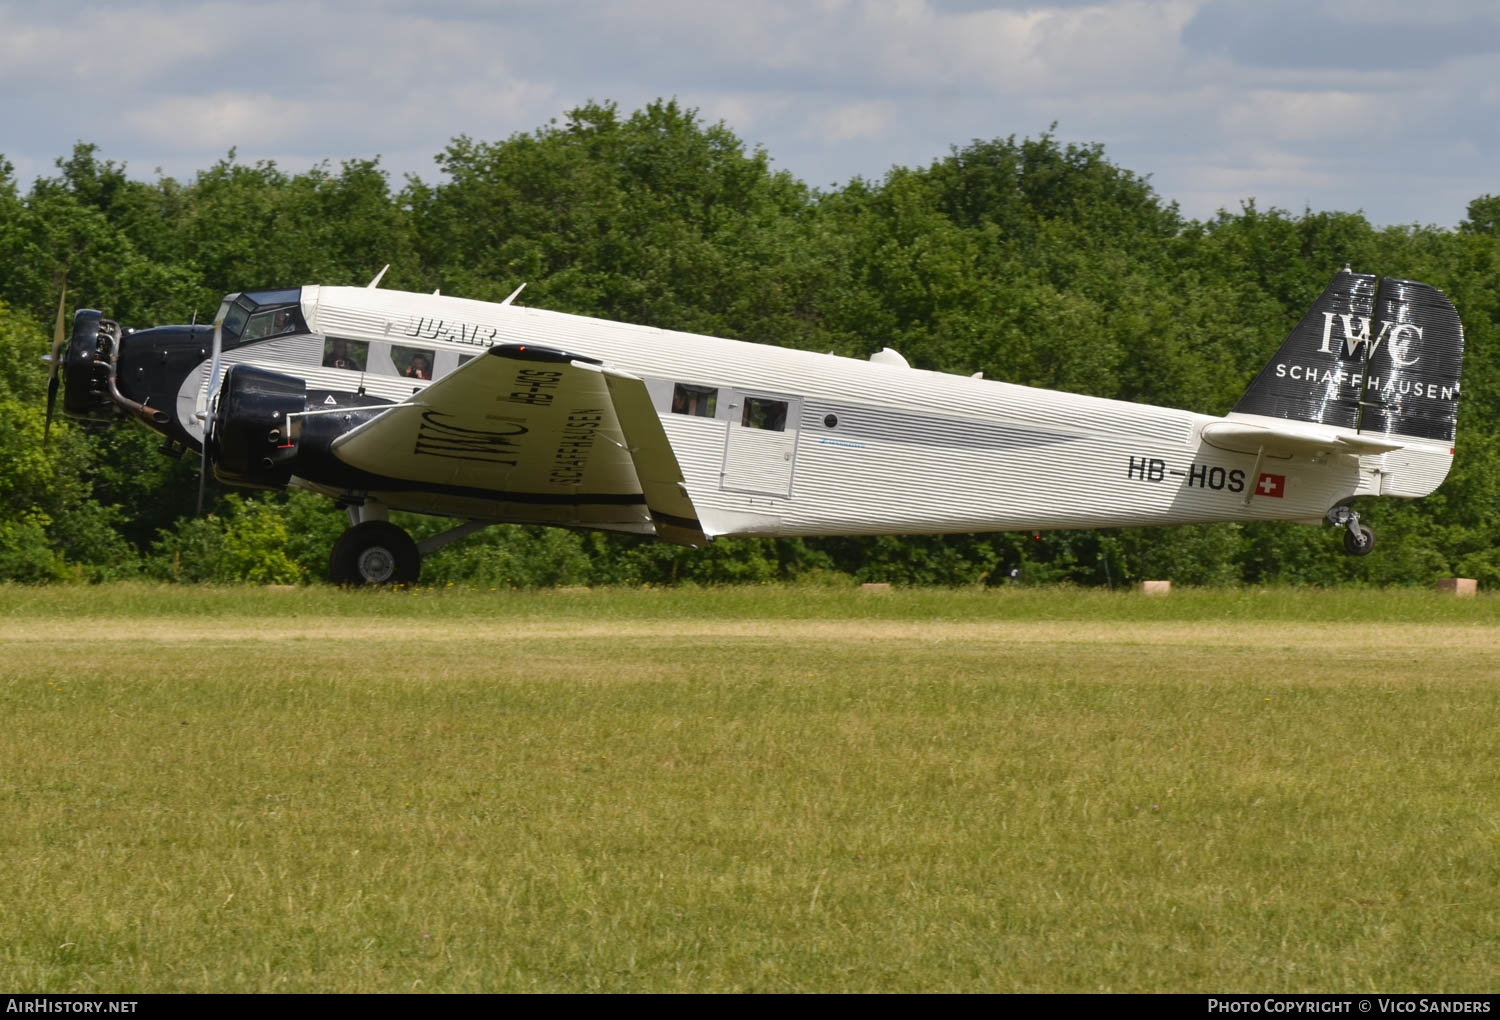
[330,344,707,545]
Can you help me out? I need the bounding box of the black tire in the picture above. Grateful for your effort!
[1342,524,1376,557]
[330,521,421,585]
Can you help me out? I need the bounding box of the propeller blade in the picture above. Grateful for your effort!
[44,283,67,443]
[45,375,59,443]
[196,420,210,514]
[197,313,225,515]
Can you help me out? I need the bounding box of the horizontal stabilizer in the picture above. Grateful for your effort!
[1203,419,1405,458]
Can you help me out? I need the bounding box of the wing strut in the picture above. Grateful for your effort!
[1242,445,1266,506]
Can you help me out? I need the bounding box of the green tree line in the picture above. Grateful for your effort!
[1,99,1496,586]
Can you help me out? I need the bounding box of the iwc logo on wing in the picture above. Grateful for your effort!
[412,410,528,464]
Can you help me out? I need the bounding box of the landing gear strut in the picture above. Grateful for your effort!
[328,501,493,585]
[1328,505,1375,557]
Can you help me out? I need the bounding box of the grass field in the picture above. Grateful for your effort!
[2,583,1498,993]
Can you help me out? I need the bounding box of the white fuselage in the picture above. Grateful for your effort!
[176,286,1451,538]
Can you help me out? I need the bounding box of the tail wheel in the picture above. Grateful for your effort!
[1342,524,1376,557]
[330,521,420,585]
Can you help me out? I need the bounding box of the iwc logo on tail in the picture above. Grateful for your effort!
[1317,313,1421,366]
[1272,314,1458,402]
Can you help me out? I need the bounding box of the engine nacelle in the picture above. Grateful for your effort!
[212,364,306,489]
[62,309,116,421]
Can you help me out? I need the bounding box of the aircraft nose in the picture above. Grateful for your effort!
[61,308,113,419]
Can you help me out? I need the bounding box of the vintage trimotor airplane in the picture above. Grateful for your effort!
[45,266,1463,584]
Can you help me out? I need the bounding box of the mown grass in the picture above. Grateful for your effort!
[5,579,1500,623]
[2,585,1497,992]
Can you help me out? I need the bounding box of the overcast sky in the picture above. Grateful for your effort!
[2,0,1496,227]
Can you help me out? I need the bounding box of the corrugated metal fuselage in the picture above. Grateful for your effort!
[174,286,1441,538]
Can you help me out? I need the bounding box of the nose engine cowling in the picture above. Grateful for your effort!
[61,309,114,420]
[61,309,177,429]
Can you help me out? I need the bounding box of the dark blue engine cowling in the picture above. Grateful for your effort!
[62,309,213,448]
[212,364,306,489]
[62,309,112,420]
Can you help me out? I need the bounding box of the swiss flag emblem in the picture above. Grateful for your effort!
[1256,473,1286,498]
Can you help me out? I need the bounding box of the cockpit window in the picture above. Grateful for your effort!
[243,305,306,340]
[214,289,306,346]
[216,296,253,343]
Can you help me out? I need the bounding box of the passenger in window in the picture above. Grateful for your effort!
[672,383,717,417]
[743,398,787,431]
[405,353,432,380]
[272,309,297,334]
[325,339,361,371]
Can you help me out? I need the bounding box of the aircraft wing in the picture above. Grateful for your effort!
[330,344,707,545]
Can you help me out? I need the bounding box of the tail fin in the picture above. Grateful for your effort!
[1232,268,1463,445]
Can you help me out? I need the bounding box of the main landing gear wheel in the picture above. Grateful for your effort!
[1327,505,1375,558]
[1342,524,1376,557]
[330,521,420,586]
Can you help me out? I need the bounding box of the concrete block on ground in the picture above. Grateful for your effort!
[1140,580,1171,595]
[1437,578,1477,596]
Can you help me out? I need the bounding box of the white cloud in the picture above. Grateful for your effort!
[807,100,896,143]
[124,92,325,149]
[0,3,232,81]
[1006,1,1198,90]
[692,92,794,143]
[1219,90,1381,144]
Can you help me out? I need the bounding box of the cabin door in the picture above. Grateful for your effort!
[720,391,800,497]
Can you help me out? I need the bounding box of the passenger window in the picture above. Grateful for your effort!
[671,383,717,417]
[741,397,788,431]
[392,344,436,380]
[323,337,368,371]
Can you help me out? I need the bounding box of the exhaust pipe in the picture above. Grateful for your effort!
[62,309,170,426]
